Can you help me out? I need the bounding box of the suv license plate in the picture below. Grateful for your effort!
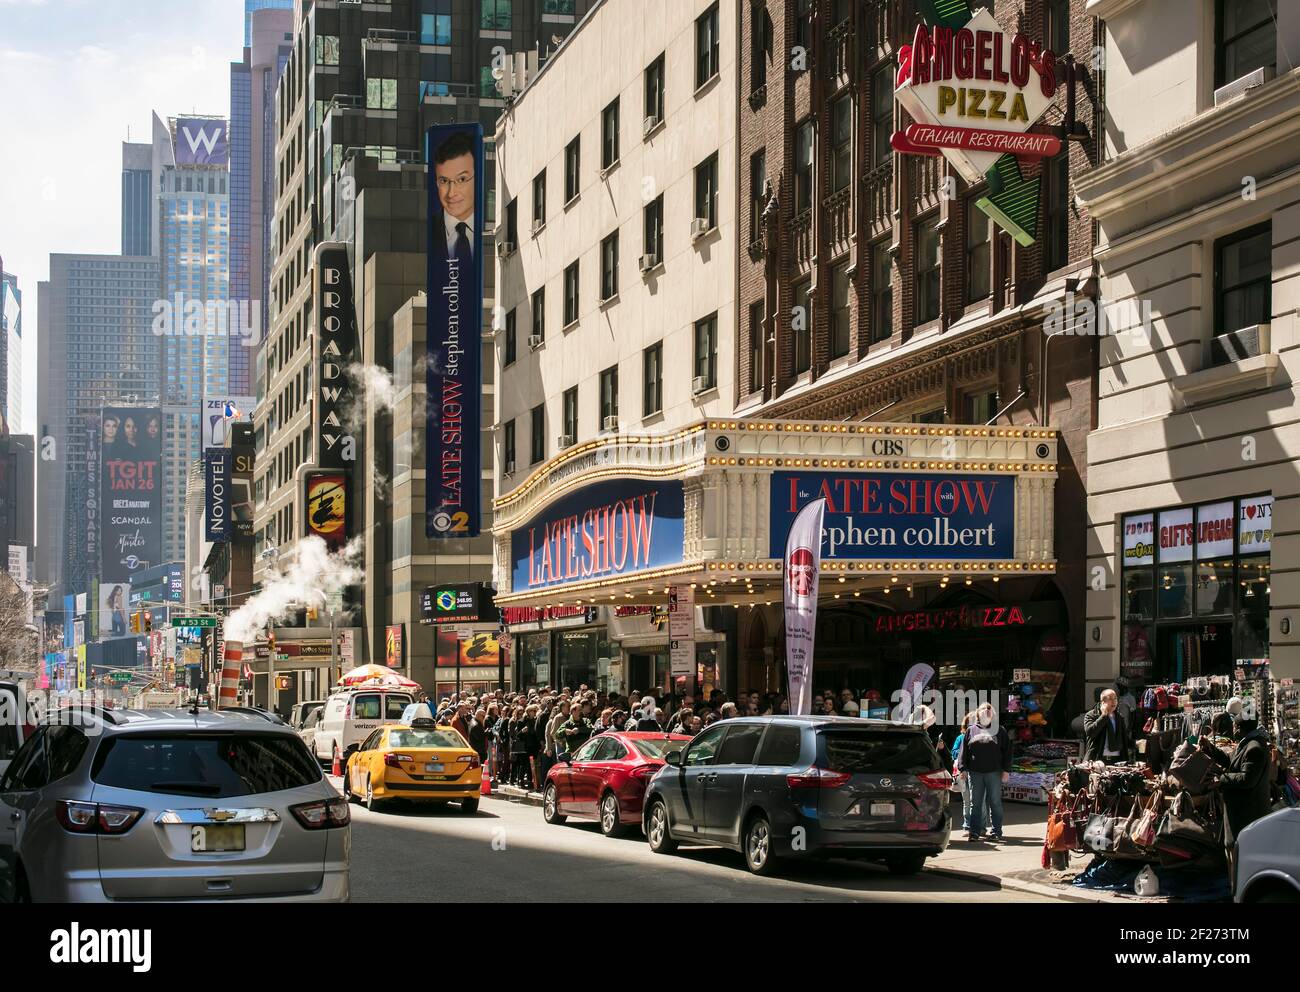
[425,763,445,772]
[191,824,246,853]
[869,802,896,818]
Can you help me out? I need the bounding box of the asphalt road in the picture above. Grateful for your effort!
[345,793,1055,903]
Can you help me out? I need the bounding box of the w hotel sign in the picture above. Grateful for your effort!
[892,0,1062,246]
[492,420,1058,607]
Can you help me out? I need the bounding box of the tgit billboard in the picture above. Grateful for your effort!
[100,408,163,582]
[425,123,484,540]
[174,117,229,167]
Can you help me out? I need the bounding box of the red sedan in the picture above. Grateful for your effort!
[543,732,693,837]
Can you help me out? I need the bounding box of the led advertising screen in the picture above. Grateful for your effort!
[100,408,163,582]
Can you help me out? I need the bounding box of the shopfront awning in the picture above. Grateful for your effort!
[492,419,1059,608]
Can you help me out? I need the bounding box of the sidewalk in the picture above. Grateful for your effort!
[487,787,1145,902]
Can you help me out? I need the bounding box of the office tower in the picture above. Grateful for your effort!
[1,267,18,435]
[254,0,594,686]
[155,113,231,567]
[231,4,294,398]
[37,254,160,594]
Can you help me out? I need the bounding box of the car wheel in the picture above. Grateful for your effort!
[744,814,778,876]
[543,783,567,825]
[364,775,380,813]
[460,797,479,815]
[599,792,625,838]
[646,799,677,854]
[885,854,927,876]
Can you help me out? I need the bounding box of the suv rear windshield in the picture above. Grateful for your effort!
[818,730,941,775]
[92,734,324,798]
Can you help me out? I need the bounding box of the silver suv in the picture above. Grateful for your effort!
[0,707,349,902]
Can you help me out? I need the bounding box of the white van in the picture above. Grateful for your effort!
[313,687,416,764]
[0,682,28,779]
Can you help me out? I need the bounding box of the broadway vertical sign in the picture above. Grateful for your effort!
[315,243,356,471]
[425,123,484,540]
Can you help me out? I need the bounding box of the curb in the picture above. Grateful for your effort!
[494,786,544,806]
[922,864,1115,903]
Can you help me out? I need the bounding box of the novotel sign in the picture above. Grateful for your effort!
[769,471,1015,560]
[511,479,686,593]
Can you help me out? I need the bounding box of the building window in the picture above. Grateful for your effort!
[644,343,663,417]
[1216,0,1277,88]
[602,98,620,170]
[1045,153,1069,272]
[505,198,518,247]
[915,215,941,324]
[1214,223,1272,337]
[966,389,998,424]
[966,200,991,302]
[504,308,517,366]
[315,35,339,66]
[421,13,452,45]
[564,136,581,203]
[795,119,815,213]
[562,387,578,444]
[531,287,545,343]
[749,300,765,393]
[1043,0,1069,56]
[645,53,665,125]
[830,94,853,193]
[792,278,812,374]
[530,405,545,464]
[563,261,580,325]
[696,4,721,89]
[749,149,766,243]
[752,6,773,91]
[532,170,546,228]
[481,0,513,31]
[795,0,814,50]
[871,64,894,167]
[366,77,397,110]
[600,366,619,428]
[830,0,851,25]
[913,407,946,424]
[695,153,719,230]
[829,260,851,358]
[601,231,619,301]
[871,241,893,344]
[694,313,718,390]
[503,420,516,475]
[644,195,664,262]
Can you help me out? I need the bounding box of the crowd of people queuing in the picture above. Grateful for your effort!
[417,685,889,791]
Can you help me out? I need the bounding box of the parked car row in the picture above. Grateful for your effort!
[544,716,955,877]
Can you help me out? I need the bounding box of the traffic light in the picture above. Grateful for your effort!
[306,607,319,622]
[267,631,276,657]
[144,611,153,633]
[130,612,141,634]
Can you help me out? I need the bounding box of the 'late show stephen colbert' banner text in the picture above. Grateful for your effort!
[101,407,163,582]
[426,123,484,540]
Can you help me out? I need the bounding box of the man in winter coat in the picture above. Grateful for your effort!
[1200,716,1273,852]
[957,703,1012,842]
[1083,689,1133,763]
[557,702,593,756]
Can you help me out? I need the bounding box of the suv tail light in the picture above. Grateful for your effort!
[57,801,143,835]
[918,770,953,790]
[384,753,413,767]
[457,754,482,769]
[290,798,351,830]
[786,767,852,789]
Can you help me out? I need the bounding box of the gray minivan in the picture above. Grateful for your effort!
[643,716,952,876]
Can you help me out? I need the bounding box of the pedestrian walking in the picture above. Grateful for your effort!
[957,702,1011,842]
[951,712,975,833]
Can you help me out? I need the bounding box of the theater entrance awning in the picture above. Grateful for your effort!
[491,419,1058,609]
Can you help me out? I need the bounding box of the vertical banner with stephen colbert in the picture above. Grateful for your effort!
[100,407,163,583]
[425,123,484,540]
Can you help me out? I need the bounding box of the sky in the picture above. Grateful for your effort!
[0,0,245,436]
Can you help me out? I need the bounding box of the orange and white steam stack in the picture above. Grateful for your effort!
[219,641,243,709]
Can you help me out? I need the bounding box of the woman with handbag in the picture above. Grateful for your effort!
[1198,716,1273,860]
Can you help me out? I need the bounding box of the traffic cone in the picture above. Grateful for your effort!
[480,758,492,796]
[332,749,342,777]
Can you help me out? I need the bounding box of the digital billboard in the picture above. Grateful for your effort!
[100,408,163,582]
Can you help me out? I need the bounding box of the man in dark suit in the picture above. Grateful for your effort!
[429,131,477,274]
[1200,716,1273,848]
[1083,688,1133,763]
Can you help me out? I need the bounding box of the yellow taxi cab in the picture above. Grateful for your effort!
[342,719,482,813]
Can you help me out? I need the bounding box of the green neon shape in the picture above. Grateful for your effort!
[975,154,1040,247]
[917,0,972,30]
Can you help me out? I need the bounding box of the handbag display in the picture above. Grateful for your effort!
[1083,798,1119,853]
[1168,742,1216,792]
[1155,789,1221,851]
[1047,794,1086,852]
[1130,790,1164,849]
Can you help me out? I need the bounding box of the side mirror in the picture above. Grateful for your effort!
[343,743,360,758]
[664,750,684,768]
